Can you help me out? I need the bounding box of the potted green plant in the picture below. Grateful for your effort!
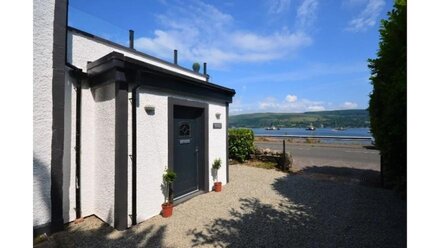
[212,158,222,192]
[192,62,200,73]
[162,169,176,217]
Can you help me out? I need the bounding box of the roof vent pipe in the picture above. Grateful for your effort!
[203,62,207,75]
[174,50,178,65]
[129,30,134,49]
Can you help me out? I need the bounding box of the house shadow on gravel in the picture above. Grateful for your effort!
[297,165,382,187]
[188,197,313,248]
[189,166,406,248]
[35,216,168,248]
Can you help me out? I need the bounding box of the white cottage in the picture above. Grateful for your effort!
[34,0,235,234]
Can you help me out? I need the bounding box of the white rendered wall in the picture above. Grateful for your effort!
[63,71,76,223]
[135,89,227,224]
[79,85,96,219]
[68,31,205,81]
[208,104,227,189]
[136,90,169,223]
[92,84,116,226]
[33,0,55,227]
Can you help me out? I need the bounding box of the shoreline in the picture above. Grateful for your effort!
[254,137,377,150]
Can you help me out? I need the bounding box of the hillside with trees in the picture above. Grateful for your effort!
[229,109,369,128]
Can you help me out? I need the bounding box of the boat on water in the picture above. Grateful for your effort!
[332,127,346,131]
[305,123,316,131]
[265,125,280,130]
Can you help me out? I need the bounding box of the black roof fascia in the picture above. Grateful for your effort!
[87,52,236,102]
[124,56,235,95]
[68,26,207,80]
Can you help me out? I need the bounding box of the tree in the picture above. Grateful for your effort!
[368,0,406,193]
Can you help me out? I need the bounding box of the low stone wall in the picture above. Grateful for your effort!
[252,148,293,171]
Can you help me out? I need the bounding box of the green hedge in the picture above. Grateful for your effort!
[368,2,406,192]
[228,128,255,163]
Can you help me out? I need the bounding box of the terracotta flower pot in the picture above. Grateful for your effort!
[161,203,173,218]
[214,182,222,192]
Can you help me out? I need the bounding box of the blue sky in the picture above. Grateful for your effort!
[68,0,392,115]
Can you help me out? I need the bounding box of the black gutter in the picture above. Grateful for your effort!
[114,80,129,230]
[75,80,82,219]
[49,0,68,233]
[131,84,141,225]
[86,52,235,103]
[66,63,87,220]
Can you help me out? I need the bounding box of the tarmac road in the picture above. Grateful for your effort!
[255,142,381,171]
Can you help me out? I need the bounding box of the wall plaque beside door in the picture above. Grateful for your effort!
[213,123,222,129]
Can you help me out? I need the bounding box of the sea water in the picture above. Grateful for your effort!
[251,128,373,145]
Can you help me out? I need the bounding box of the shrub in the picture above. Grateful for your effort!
[212,158,222,170]
[228,128,255,163]
[163,169,176,184]
[192,62,200,73]
[163,169,176,204]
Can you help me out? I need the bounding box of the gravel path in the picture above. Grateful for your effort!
[37,164,406,248]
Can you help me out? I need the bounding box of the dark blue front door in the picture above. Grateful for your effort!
[173,105,203,198]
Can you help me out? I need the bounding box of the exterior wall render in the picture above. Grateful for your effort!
[79,85,96,219]
[136,90,169,223]
[93,83,116,226]
[63,71,76,223]
[135,88,227,224]
[208,104,228,188]
[65,28,231,228]
[33,0,55,227]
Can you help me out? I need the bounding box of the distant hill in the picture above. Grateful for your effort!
[229,109,370,128]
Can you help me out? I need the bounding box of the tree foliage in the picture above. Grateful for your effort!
[368,1,406,192]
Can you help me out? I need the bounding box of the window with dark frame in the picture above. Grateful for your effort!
[179,122,191,138]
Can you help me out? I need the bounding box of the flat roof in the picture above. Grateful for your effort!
[68,26,207,81]
[87,51,235,103]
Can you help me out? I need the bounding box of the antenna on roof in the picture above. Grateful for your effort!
[174,50,178,65]
[129,30,134,49]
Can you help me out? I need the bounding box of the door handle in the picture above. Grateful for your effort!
[195,146,199,153]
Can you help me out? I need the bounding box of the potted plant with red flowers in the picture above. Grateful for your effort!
[212,158,222,192]
[162,169,176,217]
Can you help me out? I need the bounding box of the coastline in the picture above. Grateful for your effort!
[254,136,376,149]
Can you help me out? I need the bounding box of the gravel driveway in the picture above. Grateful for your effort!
[37,164,406,248]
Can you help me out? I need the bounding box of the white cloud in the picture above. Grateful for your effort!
[259,95,326,113]
[233,96,363,114]
[134,0,312,68]
[268,0,292,14]
[296,0,319,30]
[341,101,359,109]
[343,0,368,7]
[346,0,385,32]
[285,94,298,103]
